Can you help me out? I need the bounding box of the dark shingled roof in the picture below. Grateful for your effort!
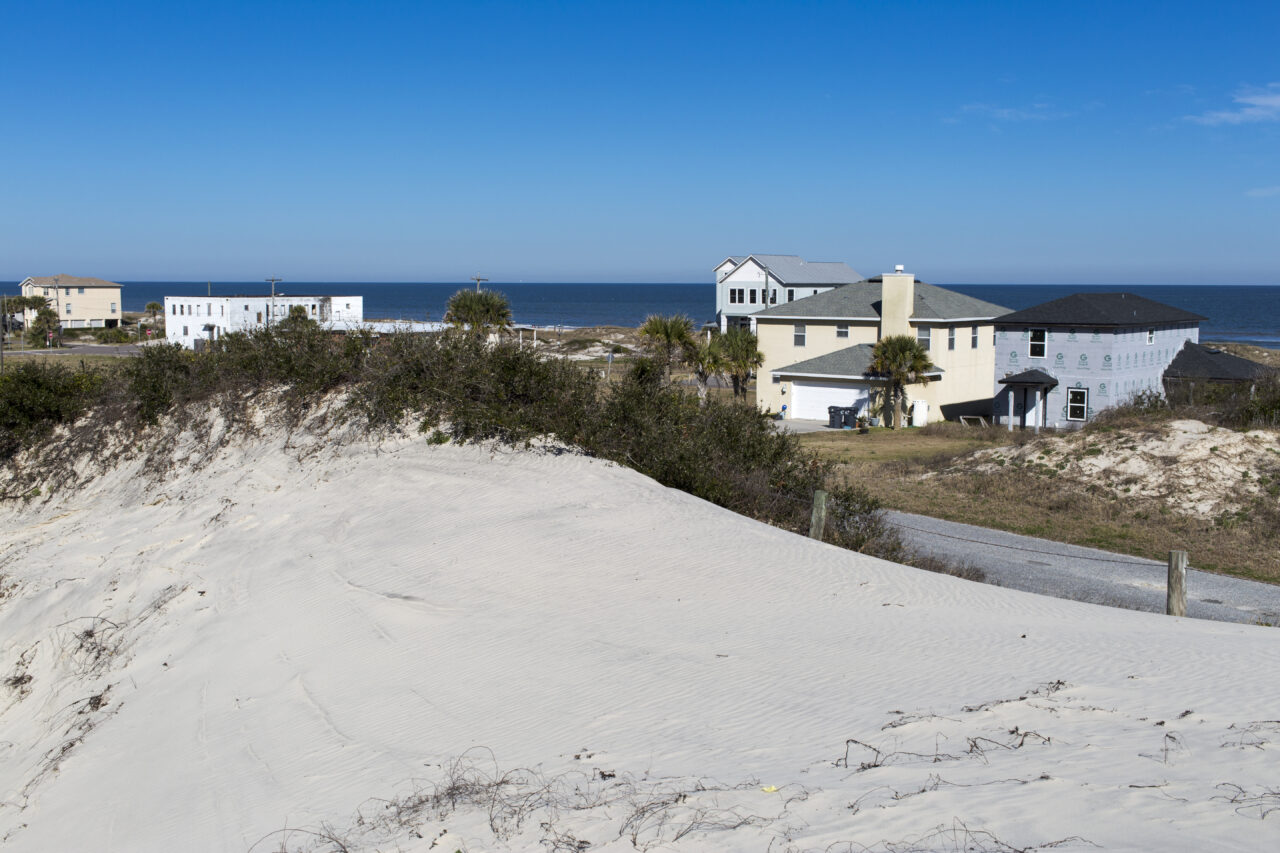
[755,277,1009,321]
[995,292,1205,327]
[998,368,1060,387]
[1164,341,1276,383]
[772,343,944,379]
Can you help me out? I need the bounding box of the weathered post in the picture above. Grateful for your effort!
[809,489,828,541]
[1167,550,1187,617]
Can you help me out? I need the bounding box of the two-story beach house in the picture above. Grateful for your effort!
[992,293,1204,430]
[165,294,364,349]
[19,275,123,329]
[753,267,1009,424]
[714,255,862,332]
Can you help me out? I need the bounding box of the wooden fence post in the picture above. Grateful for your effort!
[809,490,828,541]
[1167,550,1187,617]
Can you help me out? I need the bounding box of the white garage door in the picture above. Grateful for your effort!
[788,379,870,420]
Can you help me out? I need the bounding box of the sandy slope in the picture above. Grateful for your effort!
[1,414,1278,852]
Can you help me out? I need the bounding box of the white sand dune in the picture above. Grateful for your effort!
[1,414,1278,852]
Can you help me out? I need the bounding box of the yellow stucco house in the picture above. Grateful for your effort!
[753,267,1009,424]
[19,275,124,330]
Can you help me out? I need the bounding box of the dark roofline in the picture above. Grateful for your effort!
[995,292,1206,326]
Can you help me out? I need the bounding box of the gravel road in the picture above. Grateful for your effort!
[887,509,1280,626]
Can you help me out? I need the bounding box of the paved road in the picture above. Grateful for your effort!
[887,509,1280,626]
[1,342,145,358]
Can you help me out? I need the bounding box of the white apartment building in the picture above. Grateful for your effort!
[164,294,364,349]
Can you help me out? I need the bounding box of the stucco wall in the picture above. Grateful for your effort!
[22,282,122,328]
[756,319,998,422]
[755,318,878,415]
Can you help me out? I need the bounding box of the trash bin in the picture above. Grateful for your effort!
[842,407,858,428]
[828,406,841,429]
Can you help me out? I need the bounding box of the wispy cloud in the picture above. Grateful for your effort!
[958,101,1069,122]
[1245,185,1280,197]
[1187,84,1280,125]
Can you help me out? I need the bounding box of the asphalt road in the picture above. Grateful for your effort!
[886,509,1280,626]
[1,342,146,358]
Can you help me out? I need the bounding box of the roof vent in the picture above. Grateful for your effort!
[894,264,905,273]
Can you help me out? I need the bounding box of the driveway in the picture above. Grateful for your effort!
[887,509,1280,626]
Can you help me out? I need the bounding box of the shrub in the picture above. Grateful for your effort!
[0,361,105,458]
[93,326,133,344]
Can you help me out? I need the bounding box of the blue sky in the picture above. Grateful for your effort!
[2,0,1278,283]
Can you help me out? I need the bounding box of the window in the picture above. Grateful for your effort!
[948,327,956,350]
[256,312,263,323]
[207,303,212,314]
[1028,328,1046,358]
[65,303,72,314]
[971,326,979,349]
[243,304,249,311]
[772,375,781,384]
[916,325,930,351]
[77,287,85,295]
[769,290,776,304]
[183,326,188,336]
[749,289,757,304]
[812,289,818,296]
[65,288,71,296]
[794,323,806,347]
[836,323,849,339]
[110,302,117,313]
[1146,328,1155,345]
[728,289,738,305]
[172,305,177,315]
[1067,388,1089,422]
[787,289,794,302]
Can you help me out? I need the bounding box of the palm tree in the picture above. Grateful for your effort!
[145,301,163,321]
[444,288,513,336]
[868,334,935,428]
[683,335,724,404]
[638,314,693,379]
[720,327,763,399]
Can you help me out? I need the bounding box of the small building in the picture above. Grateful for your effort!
[164,294,364,349]
[754,267,1009,423]
[714,254,863,332]
[1163,341,1275,403]
[19,275,123,329]
[992,292,1204,430]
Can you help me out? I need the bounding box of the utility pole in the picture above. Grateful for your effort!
[265,277,282,326]
[471,275,488,292]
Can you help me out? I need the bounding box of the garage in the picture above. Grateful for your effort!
[787,378,872,420]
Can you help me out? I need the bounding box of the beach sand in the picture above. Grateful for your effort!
[1,410,1277,851]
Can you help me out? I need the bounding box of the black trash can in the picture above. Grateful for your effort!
[842,407,858,428]
[828,406,841,429]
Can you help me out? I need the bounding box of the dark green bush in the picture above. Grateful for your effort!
[93,327,133,344]
[0,361,105,458]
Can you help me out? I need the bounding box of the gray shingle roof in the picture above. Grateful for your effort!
[1164,341,1275,382]
[755,277,1009,321]
[773,343,945,379]
[995,292,1205,326]
[998,368,1060,387]
[744,255,863,285]
[23,275,121,289]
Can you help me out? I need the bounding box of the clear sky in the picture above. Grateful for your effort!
[2,0,1278,284]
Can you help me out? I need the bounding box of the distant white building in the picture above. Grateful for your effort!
[164,294,364,349]
[714,255,863,332]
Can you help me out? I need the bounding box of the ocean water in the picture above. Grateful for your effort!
[3,281,1277,348]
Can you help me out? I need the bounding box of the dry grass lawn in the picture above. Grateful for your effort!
[800,421,1280,584]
